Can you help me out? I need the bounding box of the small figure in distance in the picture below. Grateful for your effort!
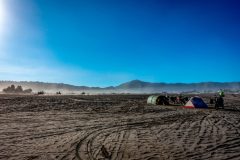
[56,91,61,95]
[215,89,225,109]
[37,91,45,95]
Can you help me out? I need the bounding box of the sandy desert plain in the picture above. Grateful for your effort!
[0,93,240,160]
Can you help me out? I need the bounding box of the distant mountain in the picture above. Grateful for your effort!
[117,80,150,89]
[116,80,240,93]
[0,80,240,94]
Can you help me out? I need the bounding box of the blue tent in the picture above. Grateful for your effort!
[185,96,208,108]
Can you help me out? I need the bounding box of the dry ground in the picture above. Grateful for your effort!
[0,94,240,160]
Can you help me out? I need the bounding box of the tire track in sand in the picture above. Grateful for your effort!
[75,120,163,160]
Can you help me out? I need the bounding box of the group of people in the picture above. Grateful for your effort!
[164,94,189,105]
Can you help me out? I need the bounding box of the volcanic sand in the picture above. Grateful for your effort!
[0,94,240,160]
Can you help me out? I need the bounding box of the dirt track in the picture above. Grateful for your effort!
[0,94,240,160]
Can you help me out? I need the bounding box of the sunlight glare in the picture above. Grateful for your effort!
[0,0,7,34]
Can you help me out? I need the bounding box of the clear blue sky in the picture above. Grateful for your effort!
[0,0,239,86]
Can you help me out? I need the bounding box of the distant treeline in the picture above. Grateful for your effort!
[2,85,32,94]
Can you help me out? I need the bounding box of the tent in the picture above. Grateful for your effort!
[147,95,169,105]
[184,96,208,109]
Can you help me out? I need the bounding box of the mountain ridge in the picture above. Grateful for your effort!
[0,80,240,93]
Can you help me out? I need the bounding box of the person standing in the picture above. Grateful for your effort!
[215,89,224,109]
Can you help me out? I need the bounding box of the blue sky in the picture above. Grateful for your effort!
[0,0,239,86]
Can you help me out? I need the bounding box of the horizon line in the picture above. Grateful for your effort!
[0,79,240,88]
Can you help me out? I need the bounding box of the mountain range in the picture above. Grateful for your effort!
[0,80,240,94]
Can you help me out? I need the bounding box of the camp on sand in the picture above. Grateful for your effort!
[147,95,208,109]
[184,96,208,109]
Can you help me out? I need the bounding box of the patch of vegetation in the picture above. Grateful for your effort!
[3,85,32,94]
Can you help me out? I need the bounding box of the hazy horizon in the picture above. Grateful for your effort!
[0,0,239,87]
[1,79,240,88]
